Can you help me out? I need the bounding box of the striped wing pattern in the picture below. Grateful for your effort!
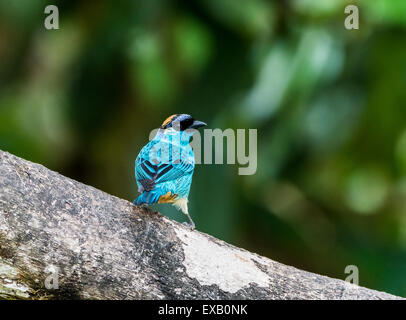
[135,138,195,200]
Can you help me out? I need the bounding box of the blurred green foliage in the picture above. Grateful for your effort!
[1,0,406,296]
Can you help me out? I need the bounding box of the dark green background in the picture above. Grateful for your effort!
[1,0,406,297]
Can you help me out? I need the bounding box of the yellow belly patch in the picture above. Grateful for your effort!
[158,191,178,203]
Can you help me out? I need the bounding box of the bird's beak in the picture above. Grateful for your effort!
[190,120,207,129]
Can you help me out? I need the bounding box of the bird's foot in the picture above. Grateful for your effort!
[182,221,195,230]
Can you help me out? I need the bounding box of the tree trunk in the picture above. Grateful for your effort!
[0,150,401,300]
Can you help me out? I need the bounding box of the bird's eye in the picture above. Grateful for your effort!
[180,118,194,131]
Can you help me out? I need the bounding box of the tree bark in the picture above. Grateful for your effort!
[0,150,401,300]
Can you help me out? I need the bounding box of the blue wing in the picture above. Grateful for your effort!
[134,139,194,204]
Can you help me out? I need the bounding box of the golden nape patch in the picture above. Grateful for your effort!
[161,114,176,128]
[158,191,178,203]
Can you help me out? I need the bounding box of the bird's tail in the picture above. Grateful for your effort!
[133,190,162,205]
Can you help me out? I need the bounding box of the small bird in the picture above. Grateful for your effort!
[133,114,206,229]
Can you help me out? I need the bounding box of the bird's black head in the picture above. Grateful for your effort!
[160,114,207,131]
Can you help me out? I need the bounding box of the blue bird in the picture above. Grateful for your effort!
[133,114,206,229]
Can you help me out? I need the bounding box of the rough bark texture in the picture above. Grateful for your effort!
[0,149,401,300]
